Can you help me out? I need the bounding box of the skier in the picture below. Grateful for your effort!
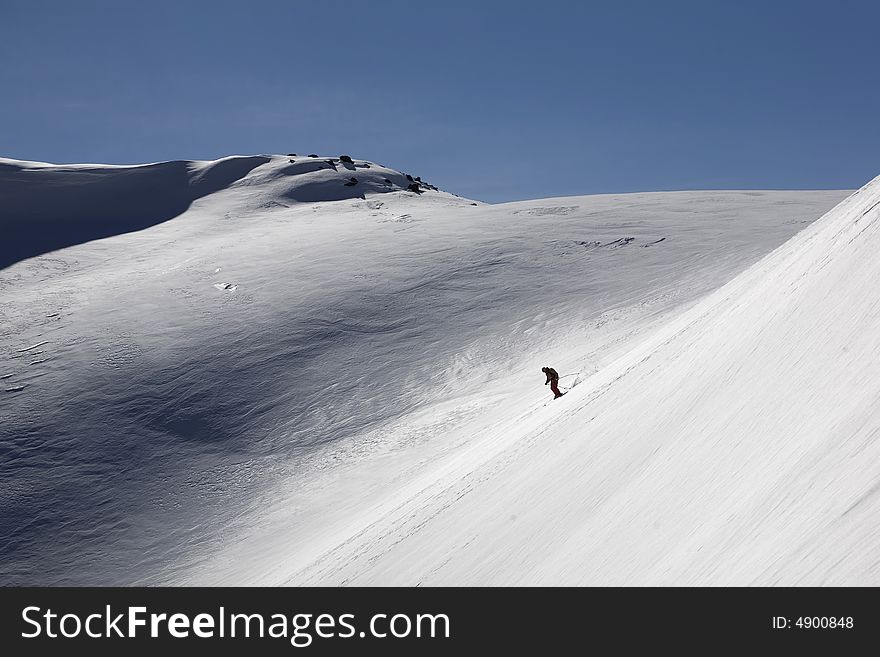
[542,366,563,399]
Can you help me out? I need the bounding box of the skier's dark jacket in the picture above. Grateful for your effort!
[543,367,559,384]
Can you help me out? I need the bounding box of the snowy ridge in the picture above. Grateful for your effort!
[0,154,450,269]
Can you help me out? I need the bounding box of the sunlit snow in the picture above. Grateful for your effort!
[2,153,868,585]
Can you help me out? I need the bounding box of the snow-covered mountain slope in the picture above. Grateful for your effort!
[0,154,850,585]
[264,174,880,587]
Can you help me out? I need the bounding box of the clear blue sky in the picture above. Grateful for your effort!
[2,0,878,202]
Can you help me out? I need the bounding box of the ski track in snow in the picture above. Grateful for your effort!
[0,153,864,586]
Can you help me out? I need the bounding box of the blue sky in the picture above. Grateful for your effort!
[2,0,878,202]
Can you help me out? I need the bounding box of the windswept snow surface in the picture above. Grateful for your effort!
[0,154,854,585]
[275,175,880,587]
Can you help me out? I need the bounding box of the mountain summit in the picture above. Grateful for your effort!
[0,154,453,269]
